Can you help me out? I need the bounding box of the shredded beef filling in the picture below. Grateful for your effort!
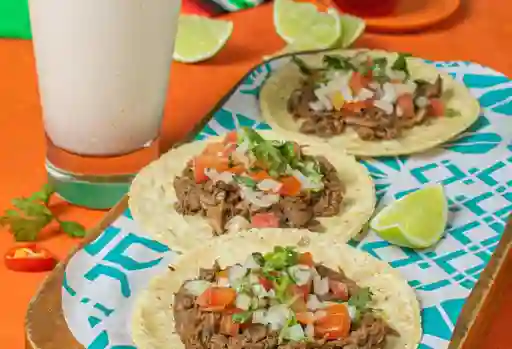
[173,263,398,349]
[288,73,443,141]
[174,156,344,235]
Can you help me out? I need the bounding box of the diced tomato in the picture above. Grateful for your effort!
[328,280,349,301]
[203,142,228,156]
[298,252,314,267]
[4,244,57,273]
[227,165,246,175]
[193,155,228,183]
[251,212,280,228]
[396,93,415,118]
[349,71,370,95]
[343,100,371,113]
[196,287,237,311]
[278,176,302,196]
[325,303,350,315]
[219,315,240,336]
[315,305,351,339]
[428,98,445,117]
[223,131,238,145]
[296,312,315,325]
[249,170,272,181]
[259,276,273,291]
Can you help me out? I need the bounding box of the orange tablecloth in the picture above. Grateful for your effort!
[0,2,511,348]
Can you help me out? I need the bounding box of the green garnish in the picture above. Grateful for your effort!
[232,311,253,323]
[263,246,299,271]
[445,108,461,117]
[391,53,412,78]
[348,287,373,311]
[252,252,265,267]
[370,57,390,84]
[274,273,295,303]
[323,55,357,71]
[0,184,86,241]
[292,56,312,75]
[234,175,257,189]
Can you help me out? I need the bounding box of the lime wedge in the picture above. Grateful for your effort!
[338,14,366,48]
[274,0,341,49]
[370,184,448,249]
[173,15,233,63]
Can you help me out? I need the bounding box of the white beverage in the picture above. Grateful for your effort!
[29,0,181,156]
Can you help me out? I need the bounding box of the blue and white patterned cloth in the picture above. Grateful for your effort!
[62,56,512,349]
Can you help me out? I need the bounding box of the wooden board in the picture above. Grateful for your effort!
[24,193,512,349]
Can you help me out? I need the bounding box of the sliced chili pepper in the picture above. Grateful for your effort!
[4,244,57,273]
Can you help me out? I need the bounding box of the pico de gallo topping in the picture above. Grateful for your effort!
[174,247,398,349]
[174,128,344,234]
[4,244,57,272]
[288,53,460,141]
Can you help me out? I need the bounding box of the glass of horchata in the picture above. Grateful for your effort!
[28,0,182,209]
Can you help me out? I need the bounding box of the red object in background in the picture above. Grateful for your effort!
[4,244,58,272]
[332,0,398,17]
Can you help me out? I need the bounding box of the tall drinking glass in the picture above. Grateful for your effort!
[28,0,181,209]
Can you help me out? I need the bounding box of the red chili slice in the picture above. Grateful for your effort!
[4,244,58,273]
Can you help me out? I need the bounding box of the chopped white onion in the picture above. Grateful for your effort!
[306,294,323,311]
[373,99,394,115]
[184,280,211,296]
[252,309,268,324]
[228,264,246,286]
[248,273,260,285]
[381,83,397,104]
[204,168,234,184]
[387,68,407,81]
[266,305,292,331]
[415,96,429,108]
[252,283,268,298]
[309,100,326,112]
[313,275,329,296]
[347,305,357,320]
[356,88,374,101]
[368,82,380,90]
[257,179,283,193]
[217,277,230,287]
[267,289,276,298]
[305,324,315,339]
[290,169,323,191]
[288,265,312,286]
[314,86,334,111]
[395,105,403,117]
[240,186,280,208]
[284,324,305,341]
[236,293,252,311]
[225,215,251,234]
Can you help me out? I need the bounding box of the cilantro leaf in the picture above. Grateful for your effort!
[232,311,252,323]
[0,183,86,241]
[323,55,356,71]
[59,221,86,238]
[348,287,373,311]
[263,246,299,271]
[234,175,257,189]
[292,56,312,75]
[391,53,412,77]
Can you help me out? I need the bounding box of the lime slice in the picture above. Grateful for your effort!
[370,184,448,249]
[173,15,233,63]
[274,0,341,49]
[338,14,366,48]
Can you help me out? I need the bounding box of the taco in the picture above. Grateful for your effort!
[132,230,422,349]
[259,49,480,156]
[129,128,375,252]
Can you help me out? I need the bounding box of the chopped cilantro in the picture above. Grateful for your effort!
[348,287,373,311]
[232,311,252,323]
[252,252,265,267]
[391,53,412,78]
[234,175,257,189]
[445,108,461,117]
[323,55,357,71]
[292,56,312,75]
[263,246,299,271]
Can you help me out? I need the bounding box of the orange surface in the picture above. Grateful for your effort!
[0,1,511,348]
